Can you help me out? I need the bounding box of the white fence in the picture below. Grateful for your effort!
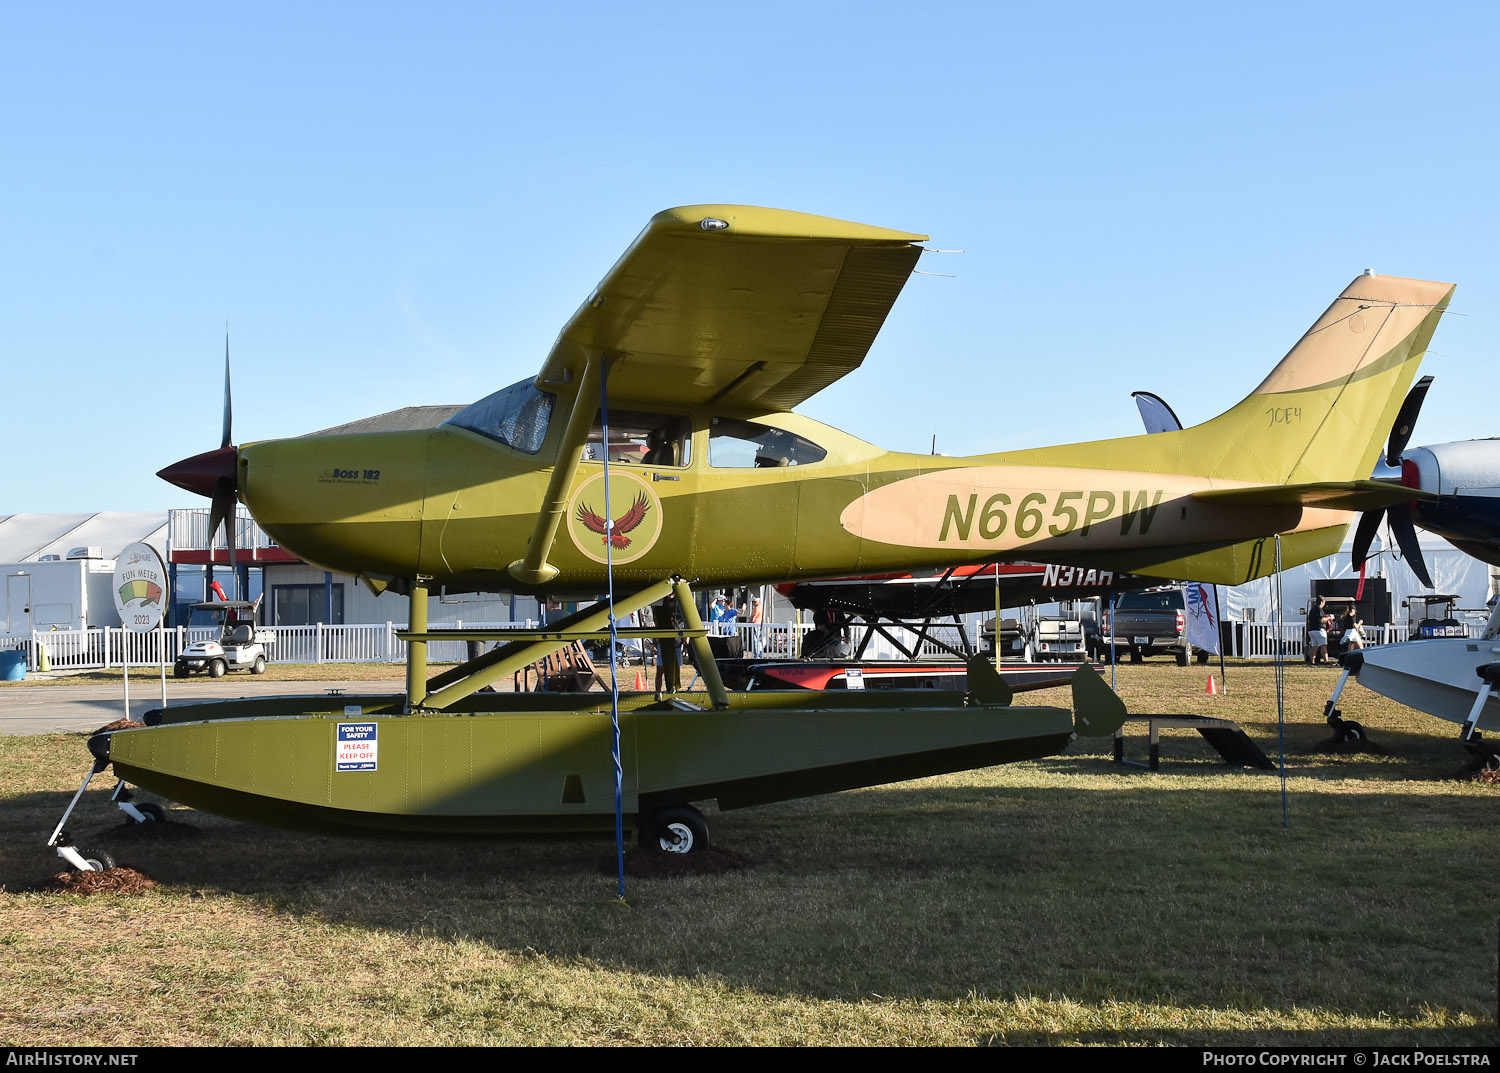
[6,618,1490,673]
[4,620,903,671]
[3,626,221,671]
[1,621,528,672]
[725,621,810,658]
[1229,621,1488,658]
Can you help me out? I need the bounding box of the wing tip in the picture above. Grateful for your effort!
[650,204,928,244]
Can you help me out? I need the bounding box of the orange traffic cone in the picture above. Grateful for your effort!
[1205,674,1218,696]
[633,668,646,691]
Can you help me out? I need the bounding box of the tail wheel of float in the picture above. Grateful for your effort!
[642,804,709,854]
[132,802,166,824]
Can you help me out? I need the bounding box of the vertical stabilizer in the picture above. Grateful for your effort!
[1006,275,1453,487]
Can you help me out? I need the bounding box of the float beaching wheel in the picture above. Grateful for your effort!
[79,848,116,872]
[643,805,709,854]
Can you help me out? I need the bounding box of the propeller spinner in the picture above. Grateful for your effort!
[1351,375,1433,587]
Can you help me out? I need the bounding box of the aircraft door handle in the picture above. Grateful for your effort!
[652,473,679,482]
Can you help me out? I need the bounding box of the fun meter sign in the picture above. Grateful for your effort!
[112,542,168,632]
[336,720,378,772]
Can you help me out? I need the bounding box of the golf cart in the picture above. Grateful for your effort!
[1406,594,1468,639]
[174,600,274,678]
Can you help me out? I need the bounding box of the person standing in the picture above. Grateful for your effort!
[1305,596,1329,665]
[745,594,764,656]
[652,597,685,695]
[710,593,738,635]
[1332,605,1356,660]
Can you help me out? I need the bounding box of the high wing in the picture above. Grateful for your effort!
[536,205,927,411]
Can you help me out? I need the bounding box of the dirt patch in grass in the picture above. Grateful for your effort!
[34,867,160,894]
[616,846,752,878]
[1452,764,1500,784]
[92,719,144,733]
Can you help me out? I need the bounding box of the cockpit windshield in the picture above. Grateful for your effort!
[444,379,555,454]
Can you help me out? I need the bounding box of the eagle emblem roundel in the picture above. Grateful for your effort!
[565,469,665,565]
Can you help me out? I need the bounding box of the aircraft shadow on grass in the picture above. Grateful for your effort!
[4,767,1494,1039]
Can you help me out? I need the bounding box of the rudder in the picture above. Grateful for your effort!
[1178,273,1453,485]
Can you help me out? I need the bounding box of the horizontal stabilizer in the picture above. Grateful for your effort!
[1193,480,1434,512]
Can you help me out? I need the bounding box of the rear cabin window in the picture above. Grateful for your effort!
[709,417,827,468]
[1115,590,1183,611]
[444,380,555,454]
[582,411,691,467]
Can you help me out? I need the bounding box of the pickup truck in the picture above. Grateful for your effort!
[1103,587,1207,665]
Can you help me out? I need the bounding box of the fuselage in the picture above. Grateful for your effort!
[238,380,1351,596]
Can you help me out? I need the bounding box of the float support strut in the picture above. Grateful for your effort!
[406,576,430,711]
[673,578,728,709]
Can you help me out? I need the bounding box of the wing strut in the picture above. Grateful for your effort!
[508,353,605,587]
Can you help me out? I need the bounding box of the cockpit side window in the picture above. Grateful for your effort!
[444,380,555,454]
[709,417,827,468]
[582,411,692,467]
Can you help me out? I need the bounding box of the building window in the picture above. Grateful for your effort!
[273,584,344,625]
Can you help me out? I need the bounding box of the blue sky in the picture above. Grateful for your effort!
[4,1,1497,513]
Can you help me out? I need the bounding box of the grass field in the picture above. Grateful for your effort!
[1,660,1496,1046]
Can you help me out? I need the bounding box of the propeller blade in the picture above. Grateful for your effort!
[228,517,239,600]
[1388,504,1433,588]
[221,335,234,450]
[1385,375,1432,467]
[1350,509,1383,571]
[207,475,235,552]
[206,472,242,598]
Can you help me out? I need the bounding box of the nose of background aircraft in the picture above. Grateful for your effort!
[157,445,238,498]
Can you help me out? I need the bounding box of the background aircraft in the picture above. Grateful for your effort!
[1135,377,1500,588]
[1349,379,1500,585]
[777,562,1146,622]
